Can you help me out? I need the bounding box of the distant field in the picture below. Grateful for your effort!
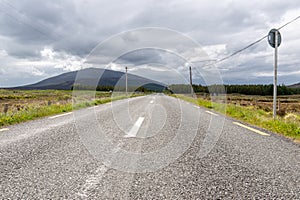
[176,93,300,142]
[0,89,111,114]
[0,89,135,127]
[196,93,300,114]
[2,90,299,142]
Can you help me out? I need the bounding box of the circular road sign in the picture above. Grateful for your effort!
[268,29,281,48]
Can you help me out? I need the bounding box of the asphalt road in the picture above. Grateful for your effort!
[0,94,299,199]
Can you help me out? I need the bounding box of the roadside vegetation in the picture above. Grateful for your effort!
[169,84,300,95]
[0,89,142,127]
[1,88,299,142]
[174,93,300,142]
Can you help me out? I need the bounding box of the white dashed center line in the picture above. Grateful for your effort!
[124,117,145,138]
[205,110,219,116]
[77,165,108,198]
[49,112,73,119]
[88,105,100,110]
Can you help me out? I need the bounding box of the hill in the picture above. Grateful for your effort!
[288,82,300,89]
[13,68,166,92]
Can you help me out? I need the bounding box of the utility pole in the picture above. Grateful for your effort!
[189,66,193,95]
[125,66,128,96]
[268,28,281,120]
[273,30,278,119]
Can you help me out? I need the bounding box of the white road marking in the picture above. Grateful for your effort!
[77,141,125,198]
[124,117,145,138]
[77,165,109,198]
[0,128,9,132]
[193,105,199,109]
[49,112,72,119]
[150,100,154,104]
[88,105,100,110]
[205,110,219,116]
[233,122,270,136]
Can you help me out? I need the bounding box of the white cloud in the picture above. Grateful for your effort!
[1,0,300,86]
[107,63,124,72]
[129,65,170,72]
[31,67,45,76]
[202,44,227,60]
[0,49,8,57]
[41,48,55,59]
[256,70,300,77]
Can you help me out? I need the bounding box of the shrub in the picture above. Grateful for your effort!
[277,109,286,117]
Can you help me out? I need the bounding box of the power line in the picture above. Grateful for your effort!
[203,15,300,67]
[1,0,299,66]
[0,1,58,41]
[0,3,54,40]
[215,35,268,64]
[278,15,300,30]
[0,0,90,55]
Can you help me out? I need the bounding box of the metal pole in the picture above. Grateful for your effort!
[125,66,128,96]
[273,31,278,119]
[189,66,193,95]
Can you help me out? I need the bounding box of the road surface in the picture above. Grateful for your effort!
[0,94,299,199]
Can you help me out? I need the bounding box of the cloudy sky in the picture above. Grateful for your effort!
[0,0,300,87]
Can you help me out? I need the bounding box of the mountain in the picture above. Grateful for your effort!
[288,82,300,89]
[14,68,166,91]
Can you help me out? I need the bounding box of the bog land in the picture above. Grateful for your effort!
[176,93,300,142]
[0,89,135,127]
[0,89,299,142]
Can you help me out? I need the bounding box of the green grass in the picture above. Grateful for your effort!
[0,90,144,127]
[2,90,299,142]
[0,104,73,126]
[173,94,300,142]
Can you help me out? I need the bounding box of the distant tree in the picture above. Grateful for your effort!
[168,84,296,95]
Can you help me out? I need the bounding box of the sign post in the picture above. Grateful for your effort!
[189,66,193,95]
[125,66,128,96]
[268,29,281,119]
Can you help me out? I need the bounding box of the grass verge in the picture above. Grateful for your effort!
[0,93,142,128]
[173,94,300,142]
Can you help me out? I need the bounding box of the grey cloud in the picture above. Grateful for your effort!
[0,0,300,86]
[115,49,163,65]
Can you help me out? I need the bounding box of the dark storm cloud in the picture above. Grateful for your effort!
[115,49,163,65]
[0,0,298,56]
[0,0,300,86]
[0,0,110,58]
